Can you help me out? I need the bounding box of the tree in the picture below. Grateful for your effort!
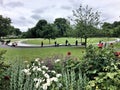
[102,21,120,37]
[13,28,22,36]
[72,5,100,47]
[112,26,120,37]
[25,19,48,38]
[0,15,11,38]
[54,18,70,37]
[43,24,57,44]
[35,19,48,38]
[8,26,21,36]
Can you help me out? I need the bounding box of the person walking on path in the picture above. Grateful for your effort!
[41,41,43,47]
[65,40,68,46]
[75,40,78,46]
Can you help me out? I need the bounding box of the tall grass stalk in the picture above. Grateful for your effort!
[61,69,89,90]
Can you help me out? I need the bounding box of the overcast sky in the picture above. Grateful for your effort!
[0,0,120,32]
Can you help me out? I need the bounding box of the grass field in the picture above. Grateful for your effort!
[22,37,116,45]
[0,47,85,63]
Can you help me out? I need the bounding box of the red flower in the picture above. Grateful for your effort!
[67,52,71,56]
[114,52,120,56]
[4,76,10,80]
[110,43,113,45]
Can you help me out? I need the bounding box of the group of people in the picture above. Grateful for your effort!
[40,40,79,47]
[97,41,114,48]
[0,39,11,45]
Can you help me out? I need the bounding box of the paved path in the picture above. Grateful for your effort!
[0,38,120,48]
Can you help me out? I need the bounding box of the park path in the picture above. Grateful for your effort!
[0,38,120,48]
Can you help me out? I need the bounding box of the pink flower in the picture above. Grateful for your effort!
[114,52,120,56]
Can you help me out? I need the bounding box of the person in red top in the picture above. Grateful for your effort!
[98,43,103,48]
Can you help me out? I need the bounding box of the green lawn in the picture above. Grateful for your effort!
[22,37,116,45]
[114,42,120,49]
[0,47,85,63]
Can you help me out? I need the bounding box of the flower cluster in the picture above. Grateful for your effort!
[114,52,120,57]
[22,58,62,90]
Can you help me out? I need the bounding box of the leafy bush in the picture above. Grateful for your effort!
[80,45,120,89]
[0,50,9,89]
[80,45,116,80]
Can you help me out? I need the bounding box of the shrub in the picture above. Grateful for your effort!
[80,45,117,80]
[0,50,9,89]
[80,45,120,89]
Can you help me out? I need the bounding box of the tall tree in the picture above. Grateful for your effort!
[34,19,48,38]
[0,15,11,38]
[54,18,70,37]
[112,26,120,37]
[43,24,57,44]
[72,5,100,47]
[26,19,48,38]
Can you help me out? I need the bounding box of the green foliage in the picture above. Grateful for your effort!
[112,26,120,37]
[102,21,120,37]
[0,15,11,37]
[42,24,57,44]
[54,18,70,37]
[80,45,120,89]
[61,69,88,90]
[80,45,116,80]
[72,4,100,38]
[2,59,63,90]
[0,50,8,89]
[87,62,120,90]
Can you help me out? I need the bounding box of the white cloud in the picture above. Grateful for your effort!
[0,0,120,31]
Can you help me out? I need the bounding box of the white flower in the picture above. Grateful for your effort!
[34,78,38,82]
[50,77,58,82]
[35,81,40,89]
[26,72,31,76]
[55,59,60,63]
[34,78,42,88]
[56,74,62,78]
[44,73,50,79]
[42,71,45,74]
[22,69,31,76]
[35,58,40,62]
[42,83,48,90]
[27,64,29,68]
[46,79,52,86]
[41,61,44,63]
[32,63,35,66]
[58,83,62,87]
[42,66,48,70]
[51,70,56,74]
[32,66,38,71]
[37,67,42,71]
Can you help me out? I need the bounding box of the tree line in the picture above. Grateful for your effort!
[0,5,120,40]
